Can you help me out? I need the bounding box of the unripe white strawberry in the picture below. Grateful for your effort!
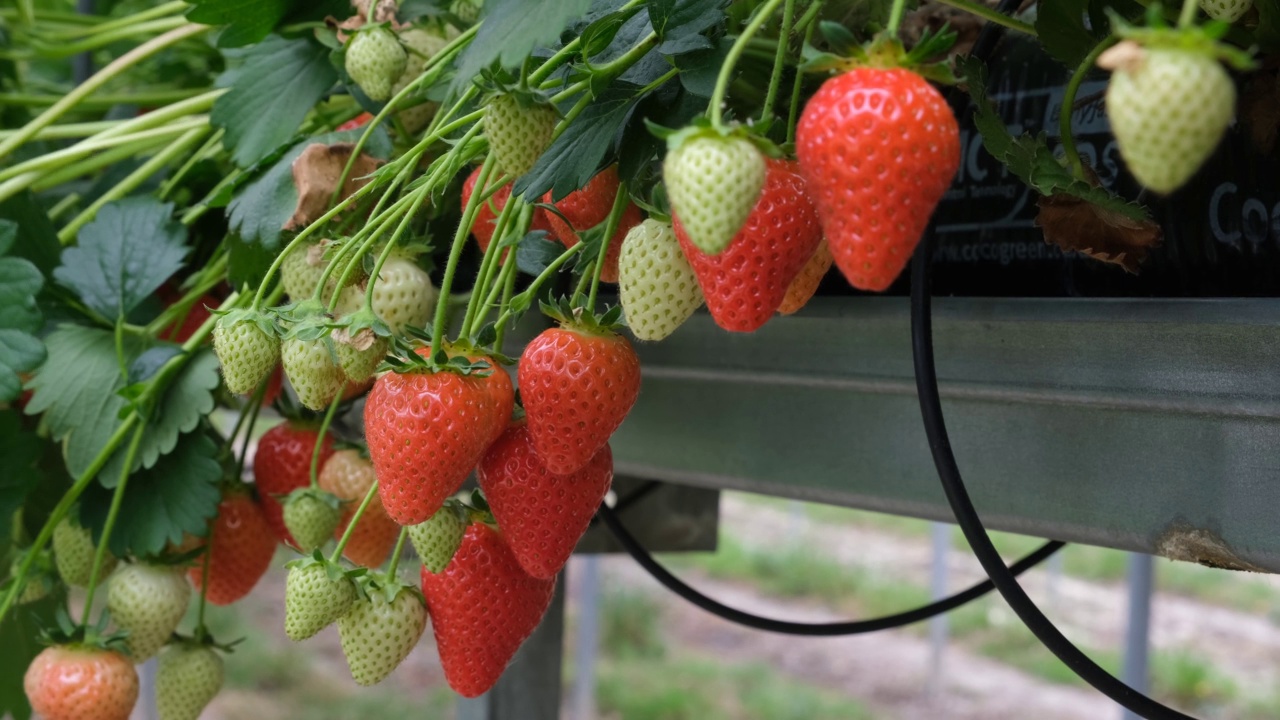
[663,132,765,255]
[617,219,703,341]
[212,311,279,396]
[346,25,408,102]
[369,255,437,335]
[1199,0,1252,22]
[107,563,191,663]
[1099,41,1235,194]
[486,94,557,178]
[281,336,346,411]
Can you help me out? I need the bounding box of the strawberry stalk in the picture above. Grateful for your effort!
[1178,0,1202,26]
[158,128,226,200]
[492,242,588,329]
[431,157,496,347]
[193,517,215,643]
[385,527,411,580]
[586,181,632,310]
[492,252,520,350]
[329,481,380,562]
[760,0,797,125]
[310,392,344,489]
[1059,38,1118,179]
[222,371,272,465]
[709,0,787,129]
[786,18,818,145]
[80,423,147,624]
[35,1,187,40]
[460,199,525,339]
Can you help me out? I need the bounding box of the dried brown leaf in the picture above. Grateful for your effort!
[332,326,376,351]
[1036,192,1162,274]
[284,143,382,232]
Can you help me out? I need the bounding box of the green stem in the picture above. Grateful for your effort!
[933,0,1038,35]
[362,231,403,312]
[159,129,224,201]
[92,90,224,142]
[0,23,209,160]
[492,243,587,329]
[45,1,188,39]
[47,193,79,221]
[385,527,410,578]
[1178,0,1200,27]
[0,89,205,108]
[80,424,147,620]
[26,139,170,197]
[32,16,189,58]
[760,0,796,125]
[232,391,263,481]
[491,253,520,350]
[460,193,523,338]
[310,392,344,488]
[58,126,209,244]
[786,17,817,146]
[330,482,380,562]
[1060,38,1116,179]
[0,118,208,186]
[710,0,787,128]
[0,119,121,141]
[887,0,909,36]
[144,255,229,336]
[431,158,495,347]
[221,376,270,460]
[194,522,213,641]
[587,182,630,310]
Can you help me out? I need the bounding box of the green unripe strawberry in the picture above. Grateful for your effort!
[156,642,223,720]
[338,578,427,686]
[281,336,346,411]
[333,327,389,382]
[280,241,326,303]
[453,0,482,23]
[52,514,115,588]
[9,551,55,605]
[107,563,192,663]
[391,28,450,134]
[369,255,437,335]
[617,219,704,341]
[408,503,466,574]
[1098,41,1235,194]
[213,311,280,396]
[486,94,557,178]
[1199,0,1252,21]
[282,488,344,554]
[345,25,408,102]
[663,131,765,255]
[284,558,356,641]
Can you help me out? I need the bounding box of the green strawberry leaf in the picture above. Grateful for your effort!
[187,0,293,48]
[961,56,1148,222]
[227,232,278,289]
[23,326,146,479]
[227,127,393,250]
[0,219,45,403]
[514,86,642,202]
[0,193,60,277]
[53,198,188,321]
[80,432,223,558]
[515,230,564,276]
[0,410,42,549]
[451,0,593,91]
[648,0,727,54]
[101,349,221,483]
[1034,0,1144,68]
[212,35,340,168]
[0,590,59,720]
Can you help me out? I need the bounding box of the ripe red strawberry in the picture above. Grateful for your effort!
[486,94,557,178]
[518,326,640,474]
[796,67,960,291]
[478,422,612,579]
[420,523,556,697]
[462,166,555,255]
[364,350,514,525]
[189,486,276,605]
[674,159,822,332]
[337,112,374,132]
[254,421,335,546]
[319,449,399,568]
[25,645,138,720]
[106,563,191,662]
[155,642,223,720]
[53,514,115,588]
[663,131,766,255]
[542,166,644,283]
[779,240,833,315]
[337,578,427,686]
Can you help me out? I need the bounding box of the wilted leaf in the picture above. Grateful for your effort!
[1036,189,1162,273]
[285,143,384,231]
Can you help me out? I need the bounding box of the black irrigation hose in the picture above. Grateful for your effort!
[909,240,1194,719]
[597,502,1064,636]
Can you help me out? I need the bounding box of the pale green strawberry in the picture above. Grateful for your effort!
[282,488,344,554]
[156,642,223,720]
[345,25,408,102]
[212,311,279,396]
[9,551,55,605]
[107,563,191,662]
[333,327,389,382]
[281,336,346,411]
[453,0,482,23]
[391,28,450,134]
[52,514,115,588]
[1199,0,1252,21]
[617,219,704,342]
[369,255,437,335]
[663,132,765,255]
[280,241,326,303]
[1098,41,1234,194]
[486,94,557,178]
[337,579,427,686]
[283,558,356,641]
[408,504,465,574]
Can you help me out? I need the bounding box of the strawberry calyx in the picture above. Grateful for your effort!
[37,605,130,654]
[539,293,624,337]
[803,25,959,84]
[353,569,425,607]
[380,335,499,376]
[286,549,366,583]
[276,300,336,342]
[210,307,281,339]
[1101,9,1254,70]
[649,118,782,160]
[170,629,243,654]
[332,307,393,349]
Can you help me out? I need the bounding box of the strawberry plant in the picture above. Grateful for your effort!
[0,0,1269,714]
